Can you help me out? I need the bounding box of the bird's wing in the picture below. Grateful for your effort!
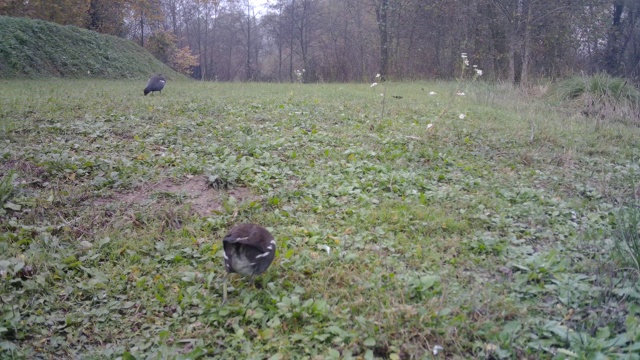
[223,225,273,252]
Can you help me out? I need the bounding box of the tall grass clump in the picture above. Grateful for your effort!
[555,74,640,124]
[0,171,18,216]
[612,204,640,276]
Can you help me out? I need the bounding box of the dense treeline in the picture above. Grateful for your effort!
[1,0,639,83]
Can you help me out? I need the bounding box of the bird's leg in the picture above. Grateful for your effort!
[249,271,260,290]
[222,273,228,305]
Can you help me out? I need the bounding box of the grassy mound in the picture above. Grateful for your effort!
[0,16,181,79]
[554,74,640,124]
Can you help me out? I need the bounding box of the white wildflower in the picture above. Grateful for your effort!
[459,113,466,119]
[429,91,437,95]
[318,244,331,255]
[433,345,444,356]
[380,93,384,97]
[456,92,465,96]
[426,123,433,129]
[464,59,469,66]
[475,69,483,76]
[371,82,378,87]
[485,344,497,353]
[375,73,381,79]
[461,53,467,58]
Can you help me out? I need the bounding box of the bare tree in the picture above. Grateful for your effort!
[11,0,640,83]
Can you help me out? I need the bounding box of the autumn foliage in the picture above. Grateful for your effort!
[147,31,198,76]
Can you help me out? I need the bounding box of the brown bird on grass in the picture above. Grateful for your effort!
[222,224,276,304]
[143,74,166,96]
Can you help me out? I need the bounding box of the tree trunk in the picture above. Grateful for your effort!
[508,32,516,84]
[170,0,177,36]
[299,0,308,80]
[88,0,100,30]
[376,0,389,80]
[605,2,624,75]
[201,3,209,80]
[140,9,144,47]
[246,3,252,81]
[289,0,295,83]
[520,0,532,86]
[196,3,202,80]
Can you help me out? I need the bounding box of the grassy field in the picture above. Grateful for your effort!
[1,79,639,359]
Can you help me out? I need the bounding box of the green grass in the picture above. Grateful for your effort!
[1,80,639,359]
[0,16,181,79]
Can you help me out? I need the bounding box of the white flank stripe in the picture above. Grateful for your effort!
[266,245,273,250]
[270,240,276,245]
[237,237,249,241]
[223,252,228,260]
[255,251,271,259]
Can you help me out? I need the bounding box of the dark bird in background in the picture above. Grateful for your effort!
[222,224,276,304]
[143,74,166,96]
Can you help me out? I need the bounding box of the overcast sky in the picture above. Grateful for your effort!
[249,0,268,14]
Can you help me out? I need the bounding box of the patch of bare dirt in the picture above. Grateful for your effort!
[1,159,48,185]
[93,176,260,217]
